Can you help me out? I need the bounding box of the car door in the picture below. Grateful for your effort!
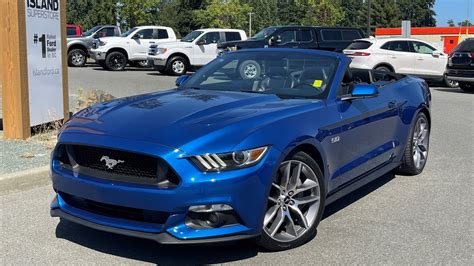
[380,41,415,74]
[410,41,447,77]
[297,28,318,49]
[328,75,401,189]
[193,31,221,66]
[129,28,155,60]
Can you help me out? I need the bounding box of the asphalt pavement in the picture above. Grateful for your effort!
[1,66,473,265]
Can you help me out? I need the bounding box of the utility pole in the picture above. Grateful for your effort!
[248,12,253,37]
[367,0,372,36]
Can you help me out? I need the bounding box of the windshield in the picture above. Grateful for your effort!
[251,27,278,40]
[182,51,338,99]
[121,27,138,37]
[82,25,102,36]
[181,30,204,42]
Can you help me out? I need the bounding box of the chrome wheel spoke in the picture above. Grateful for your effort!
[264,205,279,227]
[280,162,291,190]
[268,208,285,236]
[295,195,319,206]
[288,162,302,191]
[285,212,298,237]
[294,179,318,195]
[268,196,279,204]
[289,205,309,228]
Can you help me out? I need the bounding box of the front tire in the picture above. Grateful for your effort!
[444,75,458,88]
[459,82,474,93]
[398,112,430,175]
[67,49,87,67]
[105,51,127,71]
[374,65,391,72]
[166,56,188,76]
[257,151,325,251]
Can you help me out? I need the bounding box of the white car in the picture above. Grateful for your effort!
[91,26,177,71]
[343,37,456,86]
[147,28,247,75]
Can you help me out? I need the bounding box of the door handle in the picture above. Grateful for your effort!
[390,56,397,59]
[416,57,424,61]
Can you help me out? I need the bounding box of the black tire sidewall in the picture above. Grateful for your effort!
[375,66,391,72]
[398,112,430,175]
[68,49,87,67]
[167,56,188,76]
[444,75,459,88]
[105,51,127,71]
[257,151,326,251]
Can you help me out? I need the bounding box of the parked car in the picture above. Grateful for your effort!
[446,38,474,92]
[91,26,177,71]
[50,49,431,251]
[343,37,457,87]
[147,29,247,75]
[217,26,365,54]
[66,24,81,37]
[67,25,121,67]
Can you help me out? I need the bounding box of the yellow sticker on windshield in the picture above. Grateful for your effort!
[313,80,323,88]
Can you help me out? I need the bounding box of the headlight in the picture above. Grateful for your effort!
[157,48,167,54]
[191,146,269,172]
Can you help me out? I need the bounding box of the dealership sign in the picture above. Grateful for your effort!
[25,0,64,126]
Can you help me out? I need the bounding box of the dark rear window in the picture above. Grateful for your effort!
[225,32,242,42]
[322,30,342,41]
[346,41,372,50]
[453,39,474,52]
[342,30,362,40]
[67,27,77,36]
[299,29,313,42]
[158,29,168,39]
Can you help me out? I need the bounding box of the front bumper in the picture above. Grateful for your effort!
[50,132,279,243]
[147,55,167,67]
[90,49,107,61]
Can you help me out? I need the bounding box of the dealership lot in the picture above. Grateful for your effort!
[1,66,473,264]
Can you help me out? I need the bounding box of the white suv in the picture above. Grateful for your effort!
[147,28,247,75]
[344,37,455,86]
[91,26,177,71]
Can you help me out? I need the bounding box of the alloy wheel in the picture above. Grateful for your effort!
[243,64,258,79]
[412,117,429,169]
[109,55,125,70]
[71,52,85,66]
[264,160,321,242]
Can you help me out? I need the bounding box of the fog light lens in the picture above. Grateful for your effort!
[186,204,241,229]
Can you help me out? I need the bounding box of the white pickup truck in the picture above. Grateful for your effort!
[91,26,177,71]
[147,28,247,75]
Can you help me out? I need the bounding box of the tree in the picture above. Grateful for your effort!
[458,20,473,26]
[67,0,117,31]
[397,0,436,27]
[300,0,344,26]
[369,0,401,32]
[155,0,204,37]
[241,0,279,35]
[194,0,251,30]
[338,0,367,30]
[447,19,456,27]
[116,0,161,29]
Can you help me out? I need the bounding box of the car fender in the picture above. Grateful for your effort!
[166,48,193,64]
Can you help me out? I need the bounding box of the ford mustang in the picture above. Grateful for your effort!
[50,49,431,250]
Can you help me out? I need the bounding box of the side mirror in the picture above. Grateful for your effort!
[268,36,281,46]
[340,84,379,101]
[92,33,99,39]
[196,39,206,45]
[175,75,191,87]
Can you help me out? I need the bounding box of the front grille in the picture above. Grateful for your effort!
[55,144,180,187]
[60,192,171,224]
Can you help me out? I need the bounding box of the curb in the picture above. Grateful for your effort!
[0,165,50,181]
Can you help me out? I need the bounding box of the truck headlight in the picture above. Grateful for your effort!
[157,48,167,54]
[190,146,269,172]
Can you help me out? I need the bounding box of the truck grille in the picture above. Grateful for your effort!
[54,144,180,187]
[148,45,158,56]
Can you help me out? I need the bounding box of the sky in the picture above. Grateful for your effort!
[434,0,473,26]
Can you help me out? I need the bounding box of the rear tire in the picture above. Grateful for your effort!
[398,112,430,175]
[374,65,391,72]
[459,82,474,93]
[105,51,127,71]
[67,49,87,67]
[257,151,325,251]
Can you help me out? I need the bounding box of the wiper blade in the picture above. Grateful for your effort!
[240,90,262,94]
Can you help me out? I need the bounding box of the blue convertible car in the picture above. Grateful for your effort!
[50,49,431,250]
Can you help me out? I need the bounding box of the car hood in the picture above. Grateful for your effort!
[99,36,124,42]
[63,89,322,153]
[157,41,192,49]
